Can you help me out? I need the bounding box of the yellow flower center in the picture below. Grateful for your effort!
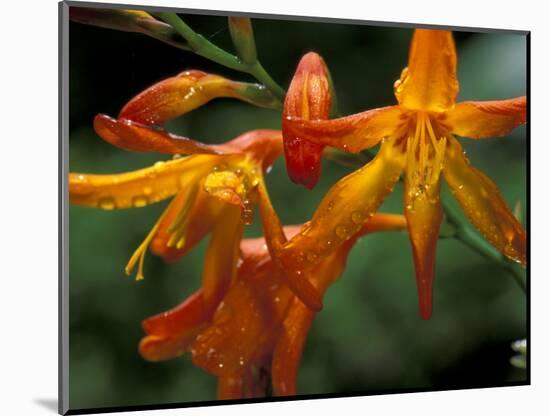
[402,112,447,207]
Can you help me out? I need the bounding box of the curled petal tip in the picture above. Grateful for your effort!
[419,302,433,320]
[415,268,435,320]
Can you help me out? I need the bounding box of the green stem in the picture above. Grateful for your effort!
[155,12,285,103]
[247,62,286,102]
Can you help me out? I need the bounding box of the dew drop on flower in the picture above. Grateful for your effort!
[132,196,148,208]
[335,225,348,239]
[98,197,116,210]
[306,252,318,263]
[351,211,363,224]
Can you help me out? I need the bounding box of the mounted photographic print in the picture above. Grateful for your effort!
[59,1,529,414]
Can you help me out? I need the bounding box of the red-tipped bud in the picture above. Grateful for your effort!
[282,52,332,189]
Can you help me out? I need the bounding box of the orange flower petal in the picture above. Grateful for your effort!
[139,290,210,362]
[280,138,405,272]
[223,129,283,170]
[191,283,269,377]
[445,96,527,139]
[283,106,402,153]
[94,114,224,155]
[282,52,332,188]
[394,29,458,112]
[404,177,443,320]
[139,331,204,362]
[443,137,526,266]
[271,298,314,396]
[255,176,323,312]
[201,205,245,311]
[272,216,406,395]
[69,155,214,209]
[119,70,210,124]
[217,374,245,400]
[142,289,208,337]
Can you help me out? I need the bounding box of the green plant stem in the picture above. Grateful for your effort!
[155,12,285,104]
[247,62,286,102]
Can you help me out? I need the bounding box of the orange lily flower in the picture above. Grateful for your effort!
[282,29,527,319]
[68,69,304,313]
[139,214,407,399]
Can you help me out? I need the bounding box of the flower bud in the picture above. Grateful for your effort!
[228,17,257,65]
[282,52,332,189]
[119,71,279,125]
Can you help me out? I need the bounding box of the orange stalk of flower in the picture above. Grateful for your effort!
[282,29,527,319]
[139,214,407,398]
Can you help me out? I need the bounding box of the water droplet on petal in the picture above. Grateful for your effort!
[306,252,318,263]
[132,196,148,208]
[335,225,348,239]
[98,197,116,210]
[351,211,364,224]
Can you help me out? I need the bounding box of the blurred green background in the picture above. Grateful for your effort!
[68,9,527,411]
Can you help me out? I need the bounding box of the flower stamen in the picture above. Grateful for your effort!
[167,183,200,249]
[125,216,164,280]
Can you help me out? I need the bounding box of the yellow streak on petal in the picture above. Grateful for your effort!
[69,155,217,210]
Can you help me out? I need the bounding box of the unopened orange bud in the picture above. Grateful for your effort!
[282,52,332,189]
